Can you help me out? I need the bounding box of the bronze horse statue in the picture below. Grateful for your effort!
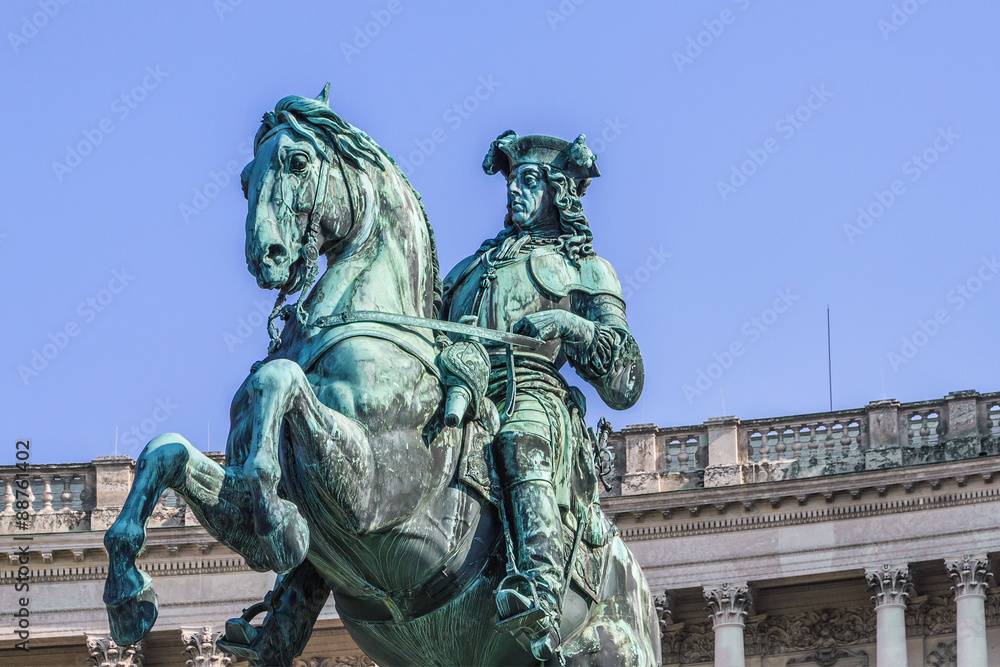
[102,86,660,666]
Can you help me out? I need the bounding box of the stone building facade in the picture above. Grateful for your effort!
[2,389,999,666]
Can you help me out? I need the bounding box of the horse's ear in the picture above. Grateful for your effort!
[316,82,330,106]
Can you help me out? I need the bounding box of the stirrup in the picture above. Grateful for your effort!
[215,599,270,662]
[494,574,557,640]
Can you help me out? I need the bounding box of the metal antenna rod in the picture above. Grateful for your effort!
[827,305,833,411]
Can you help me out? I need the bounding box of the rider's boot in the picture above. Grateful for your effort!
[495,478,565,661]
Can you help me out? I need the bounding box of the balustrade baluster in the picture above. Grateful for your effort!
[666,441,678,473]
[27,478,36,514]
[60,476,73,511]
[791,428,802,459]
[819,425,833,460]
[758,433,769,463]
[1,478,13,515]
[840,424,853,453]
[676,443,688,473]
[804,427,816,459]
[40,474,54,514]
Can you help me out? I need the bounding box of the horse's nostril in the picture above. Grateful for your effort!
[266,244,288,264]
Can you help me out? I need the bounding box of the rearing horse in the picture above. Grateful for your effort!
[103,86,659,666]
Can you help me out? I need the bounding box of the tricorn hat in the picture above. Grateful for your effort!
[482,130,601,181]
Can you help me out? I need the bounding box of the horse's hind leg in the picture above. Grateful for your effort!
[103,433,265,645]
[563,537,661,667]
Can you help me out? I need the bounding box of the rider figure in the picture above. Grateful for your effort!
[442,131,644,660]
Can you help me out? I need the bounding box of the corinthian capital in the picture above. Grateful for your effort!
[945,554,993,599]
[866,563,913,608]
[85,633,143,667]
[704,581,751,628]
[181,626,231,667]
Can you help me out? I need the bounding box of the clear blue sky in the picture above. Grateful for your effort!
[3,1,998,463]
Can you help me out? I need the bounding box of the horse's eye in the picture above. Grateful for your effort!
[289,154,309,173]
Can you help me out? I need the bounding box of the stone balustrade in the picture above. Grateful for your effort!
[0,453,224,534]
[608,389,1000,495]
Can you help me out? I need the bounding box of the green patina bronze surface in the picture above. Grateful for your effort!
[103,85,660,666]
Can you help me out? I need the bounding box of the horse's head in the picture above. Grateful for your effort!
[242,84,442,351]
[241,84,383,293]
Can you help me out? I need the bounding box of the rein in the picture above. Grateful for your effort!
[310,310,542,350]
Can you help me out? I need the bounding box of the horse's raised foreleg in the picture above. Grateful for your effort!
[103,434,267,645]
[243,358,371,573]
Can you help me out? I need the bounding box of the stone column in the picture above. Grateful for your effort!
[865,564,912,667]
[946,554,993,667]
[704,581,751,667]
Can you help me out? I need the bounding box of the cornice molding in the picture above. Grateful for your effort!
[608,471,1000,542]
[0,555,254,584]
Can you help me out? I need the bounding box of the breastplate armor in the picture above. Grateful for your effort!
[445,242,568,366]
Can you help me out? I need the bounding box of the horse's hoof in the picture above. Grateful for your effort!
[104,569,158,646]
[256,499,309,574]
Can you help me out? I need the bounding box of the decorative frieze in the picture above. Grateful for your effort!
[865,564,912,608]
[181,626,230,667]
[661,621,714,665]
[290,657,377,666]
[906,595,956,637]
[945,554,993,599]
[704,581,751,627]
[745,606,876,656]
[786,647,869,667]
[926,640,958,667]
[86,633,143,667]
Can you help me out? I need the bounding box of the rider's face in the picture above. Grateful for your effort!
[507,164,556,231]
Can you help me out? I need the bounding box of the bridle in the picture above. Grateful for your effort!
[254,123,343,353]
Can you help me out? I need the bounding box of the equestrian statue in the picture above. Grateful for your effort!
[102,85,660,666]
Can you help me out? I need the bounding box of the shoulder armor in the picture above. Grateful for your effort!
[528,247,623,300]
[443,254,478,292]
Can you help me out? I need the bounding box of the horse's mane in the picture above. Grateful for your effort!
[254,95,443,317]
